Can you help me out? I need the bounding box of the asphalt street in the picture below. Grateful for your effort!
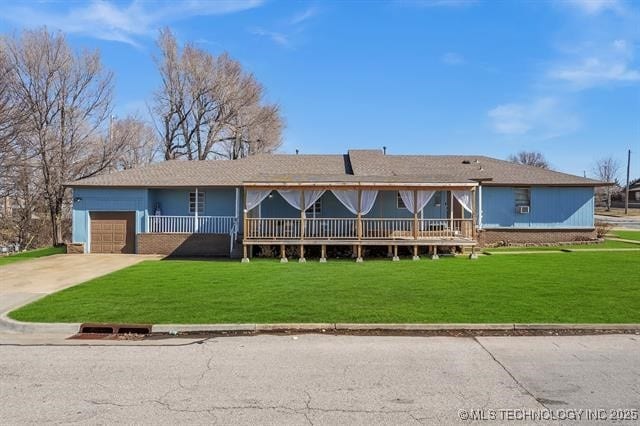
[1,334,639,424]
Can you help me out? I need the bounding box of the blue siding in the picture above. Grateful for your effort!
[149,188,238,217]
[481,186,594,229]
[72,188,148,253]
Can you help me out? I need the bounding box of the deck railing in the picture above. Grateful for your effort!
[245,217,474,240]
[148,215,236,234]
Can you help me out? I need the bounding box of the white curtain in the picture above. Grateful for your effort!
[277,190,325,216]
[245,189,271,211]
[453,190,473,214]
[398,190,436,214]
[331,190,379,215]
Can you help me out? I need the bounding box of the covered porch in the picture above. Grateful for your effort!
[241,181,479,262]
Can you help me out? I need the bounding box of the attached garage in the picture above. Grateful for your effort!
[90,212,136,254]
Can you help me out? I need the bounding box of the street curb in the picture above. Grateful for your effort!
[3,320,640,335]
[0,313,80,334]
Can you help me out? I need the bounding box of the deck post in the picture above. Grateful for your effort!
[412,244,420,261]
[356,244,363,262]
[320,244,327,263]
[431,245,439,260]
[299,244,306,263]
[387,245,393,258]
[469,245,478,260]
[392,245,399,261]
[280,244,288,263]
[413,189,418,240]
[241,189,249,263]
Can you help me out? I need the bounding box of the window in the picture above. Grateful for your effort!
[397,192,407,209]
[306,199,322,216]
[514,188,530,207]
[434,192,441,206]
[189,191,205,215]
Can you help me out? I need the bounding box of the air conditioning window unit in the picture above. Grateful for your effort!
[516,205,530,214]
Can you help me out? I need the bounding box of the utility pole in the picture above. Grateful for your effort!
[625,149,631,215]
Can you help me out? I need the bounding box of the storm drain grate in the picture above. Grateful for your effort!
[78,323,152,335]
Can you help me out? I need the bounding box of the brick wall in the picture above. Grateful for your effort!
[137,233,231,257]
[478,228,597,247]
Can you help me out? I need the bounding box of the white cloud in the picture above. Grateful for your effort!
[488,97,580,139]
[547,39,640,89]
[250,28,290,47]
[290,7,319,25]
[563,0,625,15]
[1,0,264,47]
[442,52,464,65]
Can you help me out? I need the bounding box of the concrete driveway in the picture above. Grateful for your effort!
[0,254,160,315]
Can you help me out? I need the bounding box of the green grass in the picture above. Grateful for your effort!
[10,251,640,324]
[484,239,640,252]
[609,230,640,241]
[0,246,66,266]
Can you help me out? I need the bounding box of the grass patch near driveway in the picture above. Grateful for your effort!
[0,246,66,266]
[483,239,639,252]
[9,251,640,324]
[609,230,640,241]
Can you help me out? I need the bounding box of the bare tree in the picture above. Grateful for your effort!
[111,116,161,169]
[508,151,550,169]
[593,157,620,211]
[2,29,120,245]
[153,28,282,161]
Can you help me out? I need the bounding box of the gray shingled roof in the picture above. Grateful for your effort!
[69,149,604,187]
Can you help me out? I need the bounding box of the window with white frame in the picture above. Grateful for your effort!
[514,188,530,207]
[189,191,205,215]
[397,192,407,209]
[306,199,322,216]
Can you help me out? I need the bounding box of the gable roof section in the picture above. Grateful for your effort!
[69,149,603,188]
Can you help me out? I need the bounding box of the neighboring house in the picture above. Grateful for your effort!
[67,149,606,259]
[629,182,640,202]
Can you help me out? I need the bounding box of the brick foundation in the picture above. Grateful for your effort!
[66,243,85,254]
[478,228,597,247]
[137,233,231,257]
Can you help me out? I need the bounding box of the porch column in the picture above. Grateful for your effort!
[478,184,483,229]
[280,244,288,263]
[234,187,239,229]
[449,190,454,237]
[299,191,306,263]
[241,188,249,263]
[356,189,363,262]
[392,245,399,261]
[413,189,418,240]
[471,187,477,240]
[194,187,199,233]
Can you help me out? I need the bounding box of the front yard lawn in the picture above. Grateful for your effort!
[0,246,66,266]
[10,251,640,324]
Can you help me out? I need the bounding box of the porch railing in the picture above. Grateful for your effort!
[245,218,474,240]
[148,215,236,234]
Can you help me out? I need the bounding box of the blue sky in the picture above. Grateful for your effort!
[1,0,638,179]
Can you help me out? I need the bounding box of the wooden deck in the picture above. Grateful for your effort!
[243,218,477,247]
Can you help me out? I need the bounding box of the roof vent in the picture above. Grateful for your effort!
[462,160,471,164]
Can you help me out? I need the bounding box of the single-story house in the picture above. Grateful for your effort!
[68,149,606,260]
